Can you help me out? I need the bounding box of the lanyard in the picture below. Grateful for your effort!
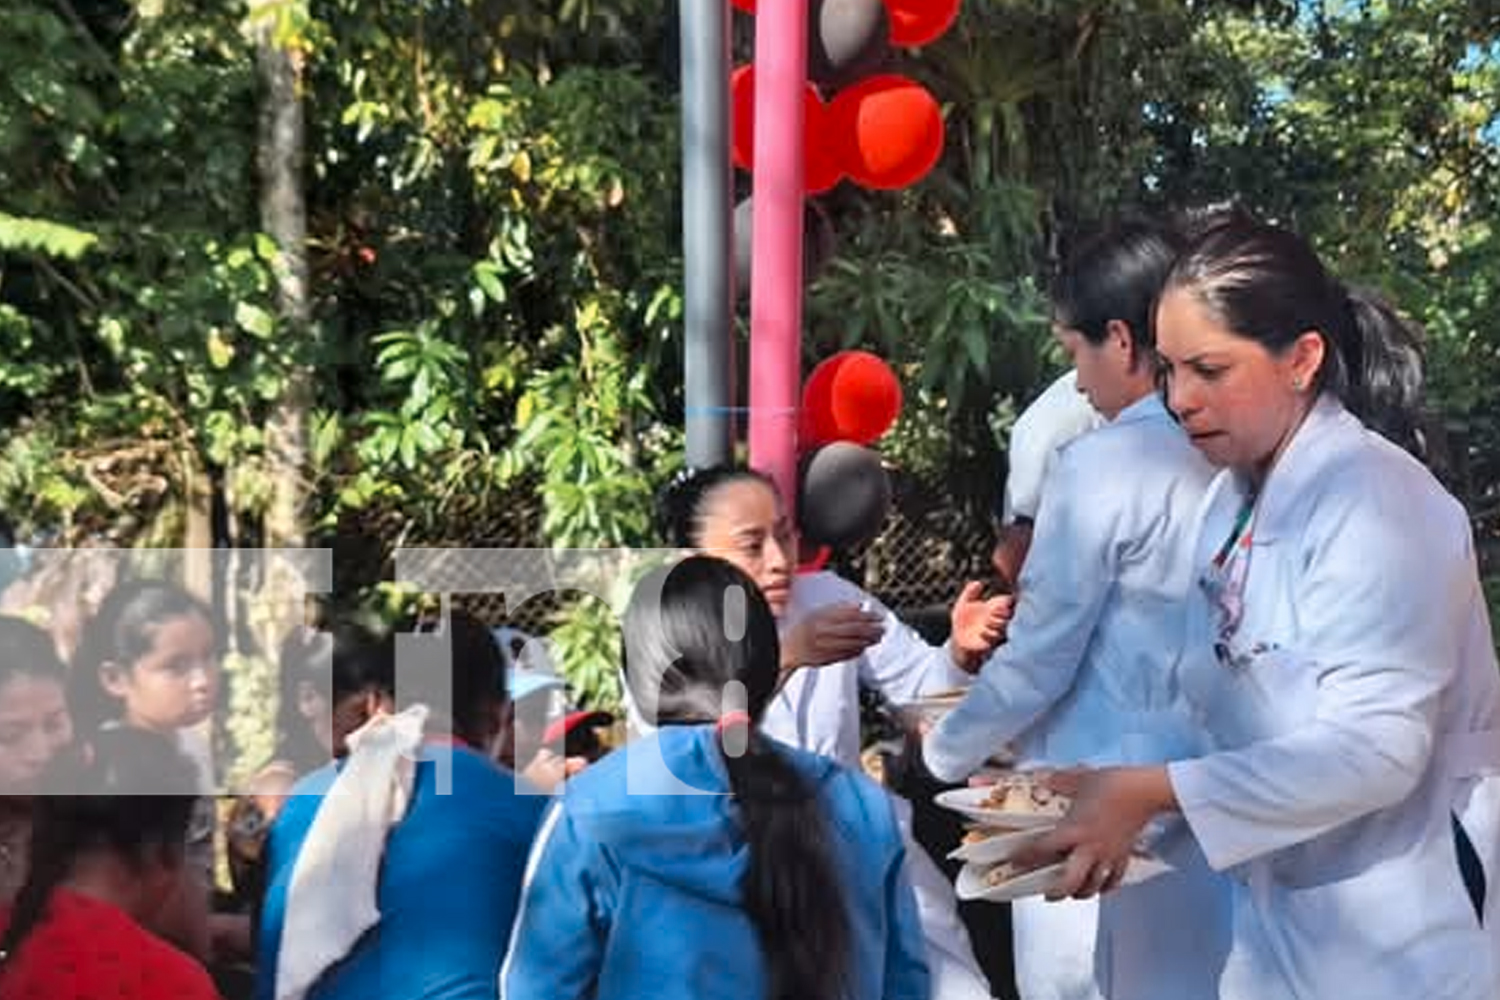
[1210,492,1257,570]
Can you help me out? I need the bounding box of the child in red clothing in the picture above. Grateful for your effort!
[0,727,219,1000]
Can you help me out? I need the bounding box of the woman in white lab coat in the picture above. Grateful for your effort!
[923,220,1232,1000]
[1036,214,1500,1000]
[652,466,1008,1000]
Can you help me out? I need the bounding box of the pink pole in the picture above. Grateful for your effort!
[746,0,808,517]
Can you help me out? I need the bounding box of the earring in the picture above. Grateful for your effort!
[1292,377,1305,392]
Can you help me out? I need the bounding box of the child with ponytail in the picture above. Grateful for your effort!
[502,555,929,1000]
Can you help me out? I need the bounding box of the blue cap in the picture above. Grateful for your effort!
[509,668,567,702]
[492,627,567,701]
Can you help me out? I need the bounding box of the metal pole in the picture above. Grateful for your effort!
[680,0,734,469]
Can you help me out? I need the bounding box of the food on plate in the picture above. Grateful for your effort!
[982,857,1055,887]
[978,773,1070,818]
[962,824,1026,845]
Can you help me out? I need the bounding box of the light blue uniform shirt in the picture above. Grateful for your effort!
[502,725,929,1000]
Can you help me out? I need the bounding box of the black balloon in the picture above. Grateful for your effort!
[798,442,892,549]
[808,0,891,89]
[733,197,837,300]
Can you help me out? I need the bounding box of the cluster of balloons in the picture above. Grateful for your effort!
[728,0,963,287]
[730,0,960,193]
[797,351,903,556]
[729,0,958,563]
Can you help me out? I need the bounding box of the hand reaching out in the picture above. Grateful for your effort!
[780,602,884,674]
[950,581,1014,672]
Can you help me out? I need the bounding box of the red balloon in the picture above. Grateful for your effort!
[731,65,843,194]
[800,350,903,446]
[799,352,845,446]
[828,74,944,191]
[884,0,961,47]
[798,544,832,574]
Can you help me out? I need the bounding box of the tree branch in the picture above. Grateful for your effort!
[48,0,120,79]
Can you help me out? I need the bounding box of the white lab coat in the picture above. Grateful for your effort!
[770,571,993,1000]
[925,392,1231,1000]
[1168,396,1500,1000]
[1002,370,1103,525]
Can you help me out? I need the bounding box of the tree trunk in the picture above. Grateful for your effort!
[252,1,311,551]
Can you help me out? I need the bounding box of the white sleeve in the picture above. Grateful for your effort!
[856,591,972,706]
[924,452,1119,781]
[1170,485,1463,870]
[1003,372,1098,524]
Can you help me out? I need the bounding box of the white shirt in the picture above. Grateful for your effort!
[1003,370,1103,525]
[926,392,1215,779]
[1169,396,1500,999]
[926,391,1228,1000]
[763,571,972,771]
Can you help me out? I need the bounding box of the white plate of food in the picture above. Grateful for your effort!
[957,852,1174,903]
[956,858,1068,902]
[948,823,1056,865]
[934,772,1071,828]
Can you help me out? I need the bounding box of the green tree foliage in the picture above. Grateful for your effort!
[2,0,1498,735]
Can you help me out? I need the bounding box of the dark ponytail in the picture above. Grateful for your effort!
[0,727,199,968]
[1164,214,1433,461]
[1340,286,1437,463]
[722,730,852,1000]
[622,556,851,1000]
[658,466,778,549]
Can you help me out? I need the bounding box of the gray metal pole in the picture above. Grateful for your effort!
[681,0,734,469]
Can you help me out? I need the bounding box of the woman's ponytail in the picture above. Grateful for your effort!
[1339,285,1440,465]
[721,728,851,1000]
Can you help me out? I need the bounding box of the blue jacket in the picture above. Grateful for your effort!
[501,725,929,1000]
[257,745,547,1000]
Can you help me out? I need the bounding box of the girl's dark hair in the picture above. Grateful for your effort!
[273,626,337,773]
[327,622,396,704]
[622,555,850,1000]
[1163,214,1430,459]
[69,579,212,733]
[658,466,778,549]
[0,727,198,967]
[0,616,67,689]
[1052,219,1185,354]
[404,608,508,749]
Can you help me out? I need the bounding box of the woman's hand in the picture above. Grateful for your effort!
[1015,766,1177,899]
[521,749,569,793]
[780,603,884,676]
[949,581,1014,672]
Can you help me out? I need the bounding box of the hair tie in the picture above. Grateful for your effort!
[716,710,752,734]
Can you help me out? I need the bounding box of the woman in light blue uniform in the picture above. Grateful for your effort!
[923,221,1232,1000]
[503,556,928,1000]
[1037,214,1500,1000]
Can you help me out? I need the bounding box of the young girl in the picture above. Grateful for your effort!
[0,616,77,904]
[70,580,233,957]
[70,579,219,758]
[503,556,928,1000]
[0,726,219,1000]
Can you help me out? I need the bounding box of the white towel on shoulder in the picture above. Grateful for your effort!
[275,704,429,1000]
